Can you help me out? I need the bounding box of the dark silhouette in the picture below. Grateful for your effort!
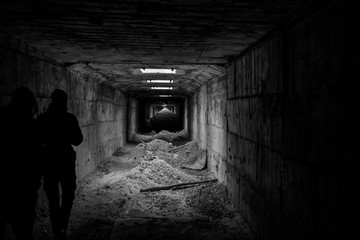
[0,87,42,240]
[37,89,83,240]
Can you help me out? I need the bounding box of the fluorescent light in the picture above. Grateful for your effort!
[141,68,176,74]
[147,80,173,83]
[151,87,173,90]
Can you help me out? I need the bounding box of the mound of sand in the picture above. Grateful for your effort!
[137,139,173,152]
[102,158,200,192]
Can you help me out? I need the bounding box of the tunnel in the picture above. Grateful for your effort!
[0,1,358,240]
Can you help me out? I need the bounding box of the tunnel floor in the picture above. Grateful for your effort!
[30,139,253,240]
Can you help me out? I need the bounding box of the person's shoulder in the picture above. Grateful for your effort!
[0,106,6,120]
[0,106,6,115]
[65,112,79,122]
[36,111,48,121]
[0,104,12,118]
[0,104,11,112]
[65,112,77,118]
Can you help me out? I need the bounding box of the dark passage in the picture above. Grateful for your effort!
[0,1,357,240]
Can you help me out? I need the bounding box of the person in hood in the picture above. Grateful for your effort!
[37,89,83,240]
[0,87,42,240]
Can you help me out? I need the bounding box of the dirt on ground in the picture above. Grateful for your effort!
[31,139,252,240]
[131,129,189,143]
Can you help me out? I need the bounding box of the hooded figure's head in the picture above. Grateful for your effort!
[49,89,68,112]
[11,87,38,116]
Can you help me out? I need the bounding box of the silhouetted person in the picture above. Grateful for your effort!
[0,87,42,240]
[37,89,83,240]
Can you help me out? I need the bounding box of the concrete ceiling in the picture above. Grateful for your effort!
[0,0,306,97]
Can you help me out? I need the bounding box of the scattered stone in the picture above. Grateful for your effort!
[131,133,154,143]
[186,183,236,219]
[154,130,176,142]
[176,129,189,139]
[131,129,189,143]
[137,139,173,152]
[123,158,200,187]
[44,138,239,239]
[181,150,207,170]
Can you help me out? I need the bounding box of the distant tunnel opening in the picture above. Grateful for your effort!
[137,97,185,133]
[128,96,190,144]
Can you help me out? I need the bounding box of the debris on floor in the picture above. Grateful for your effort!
[158,140,207,171]
[152,130,177,142]
[130,129,189,143]
[110,217,254,240]
[186,182,236,219]
[181,150,207,171]
[131,132,155,143]
[33,139,253,240]
[136,139,173,152]
[176,129,189,139]
[176,141,203,161]
[140,179,217,192]
[103,158,201,191]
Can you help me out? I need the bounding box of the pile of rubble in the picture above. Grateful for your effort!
[155,129,189,142]
[164,141,207,171]
[131,129,189,143]
[137,139,173,152]
[113,139,210,177]
[143,191,187,216]
[186,182,236,219]
[84,138,236,220]
[153,130,178,142]
[127,159,200,186]
[131,133,155,143]
[99,153,144,175]
[34,137,243,240]
[103,158,201,191]
[113,145,146,158]
[176,141,201,159]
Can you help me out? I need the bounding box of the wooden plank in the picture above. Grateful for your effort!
[140,179,217,193]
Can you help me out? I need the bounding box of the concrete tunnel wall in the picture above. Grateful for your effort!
[190,1,358,240]
[189,74,227,175]
[0,31,128,181]
[128,97,138,140]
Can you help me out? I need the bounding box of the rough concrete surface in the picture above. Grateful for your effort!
[225,2,358,240]
[189,74,227,181]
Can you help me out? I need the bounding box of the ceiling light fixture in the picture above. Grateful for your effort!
[151,87,173,90]
[147,80,173,83]
[141,68,176,74]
